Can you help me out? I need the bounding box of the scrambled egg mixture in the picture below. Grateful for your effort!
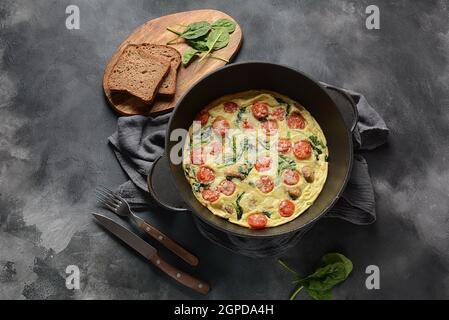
[182,90,328,229]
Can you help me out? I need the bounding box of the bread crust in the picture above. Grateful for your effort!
[138,44,181,96]
[107,44,170,104]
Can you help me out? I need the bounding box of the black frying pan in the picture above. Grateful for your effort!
[150,62,356,239]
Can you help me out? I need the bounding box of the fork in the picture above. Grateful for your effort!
[96,186,199,266]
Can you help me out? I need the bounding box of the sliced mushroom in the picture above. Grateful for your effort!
[224,169,245,180]
[247,195,258,207]
[223,204,236,215]
[301,166,315,183]
[224,164,250,180]
[287,187,302,200]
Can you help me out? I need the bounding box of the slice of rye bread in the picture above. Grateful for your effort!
[108,44,170,104]
[138,44,181,97]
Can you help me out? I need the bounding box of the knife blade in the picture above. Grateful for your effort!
[93,213,157,259]
[92,213,210,295]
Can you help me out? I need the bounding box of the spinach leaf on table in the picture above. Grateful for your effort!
[279,253,353,300]
[211,19,236,34]
[197,28,228,63]
[206,27,230,51]
[182,48,199,66]
[306,289,333,300]
[181,21,211,39]
[187,36,209,51]
[169,18,235,67]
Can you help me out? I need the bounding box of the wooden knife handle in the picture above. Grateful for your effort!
[140,221,199,266]
[149,254,210,295]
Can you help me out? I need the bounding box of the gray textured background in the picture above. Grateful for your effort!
[1,0,448,299]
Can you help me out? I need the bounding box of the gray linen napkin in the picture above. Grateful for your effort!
[108,87,388,226]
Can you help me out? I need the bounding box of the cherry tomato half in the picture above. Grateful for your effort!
[224,102,239,113]
[256,176,275,193]
[279,200,295,217]
[287,112,306,130]
[247,214,268,230]
[219,180,236,196]
[196,166,215,183]
[293,140,312,160]
[252,102,269,120]
[195,111,210,126]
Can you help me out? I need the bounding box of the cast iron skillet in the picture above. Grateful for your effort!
[152,62,355,238]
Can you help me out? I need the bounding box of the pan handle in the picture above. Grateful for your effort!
[147,154,189,213]
[322,84,359,133]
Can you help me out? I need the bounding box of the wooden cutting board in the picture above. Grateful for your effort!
[103,9,243,116]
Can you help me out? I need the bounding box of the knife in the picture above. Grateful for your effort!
[92,213,210,295]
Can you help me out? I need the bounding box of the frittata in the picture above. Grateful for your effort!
[182,90,328,229]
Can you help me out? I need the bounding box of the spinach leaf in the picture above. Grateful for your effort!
[225,162,253,180]
[212,18,236,33]
[286,103,292,115]
[234,192,245,220]
[206,27,230,51]
[275,97,287,105]
[310,144,322,160]
[182,48,199,66]
[191,181,210,193]
[319,253,353,277]
[309,135,326,149]
[236,107,247,123]
[198,28,228,63]
[181,21,211,39]
[307,289,333,300]
[262,211,273,218]
[278,155,296,173]
[309,135,326,161]
[298,262,350,291]
[279,253,353,300]
[171,18,235,68]
[187,35,209,51]
[232,136,237,161]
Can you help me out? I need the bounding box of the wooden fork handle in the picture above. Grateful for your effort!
[149,254,210,295]
[139,221,199,266]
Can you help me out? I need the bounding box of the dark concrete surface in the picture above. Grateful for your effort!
[1,0,448,299]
